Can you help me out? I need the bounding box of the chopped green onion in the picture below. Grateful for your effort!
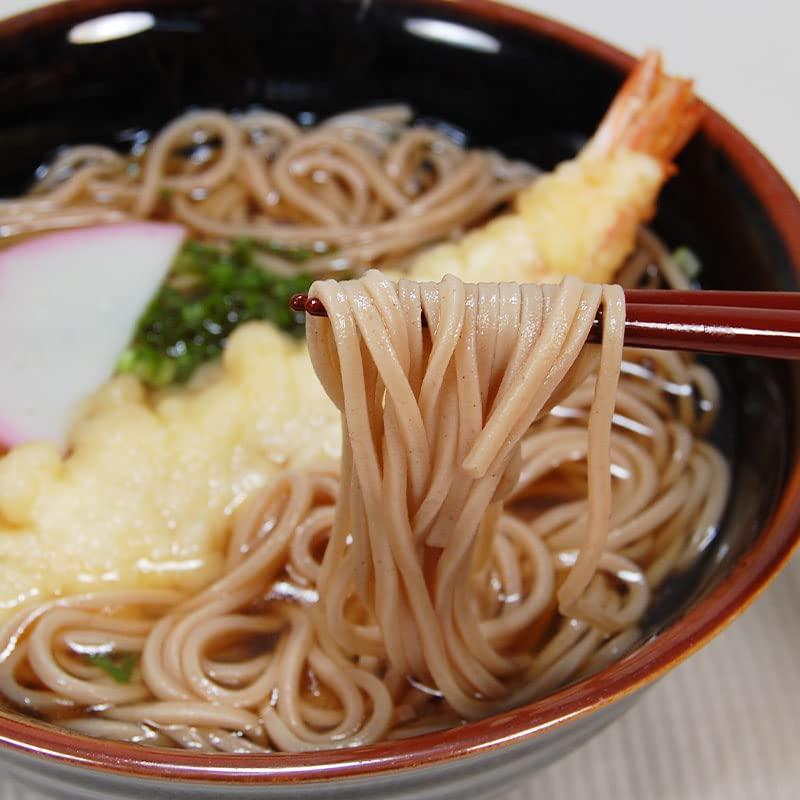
[88,653,137,684]
[252,237,327,263]
[118,239,314,388]
[672,246,702,280]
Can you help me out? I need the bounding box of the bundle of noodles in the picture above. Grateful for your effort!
[308,270,630,721]
[0,273,728,751]
[0,107,534,274]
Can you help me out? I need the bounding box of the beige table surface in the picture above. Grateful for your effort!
[0,2,798,798]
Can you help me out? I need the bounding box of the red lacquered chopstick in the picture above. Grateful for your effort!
[624,289,800,310]
[289,290,800,359]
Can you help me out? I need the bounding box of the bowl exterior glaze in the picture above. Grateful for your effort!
[0,0,798,797]
[1,696,635,799]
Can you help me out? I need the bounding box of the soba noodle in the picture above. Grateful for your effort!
[0,273,728,751]
[0,107,535,274]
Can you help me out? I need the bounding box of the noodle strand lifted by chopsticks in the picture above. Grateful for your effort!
[307,272,626,719]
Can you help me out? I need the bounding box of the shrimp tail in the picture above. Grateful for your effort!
[583,50,703,170]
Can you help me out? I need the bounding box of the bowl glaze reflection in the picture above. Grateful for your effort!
[0,1,799,798]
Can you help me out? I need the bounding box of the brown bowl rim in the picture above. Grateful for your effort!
[0,0,799,785]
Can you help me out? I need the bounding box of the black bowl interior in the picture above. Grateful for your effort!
[0,0,797,648]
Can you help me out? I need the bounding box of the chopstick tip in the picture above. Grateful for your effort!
[289,293,328,317]
[290,293,309,313]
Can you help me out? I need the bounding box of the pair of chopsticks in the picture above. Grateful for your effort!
[290,289,800,359]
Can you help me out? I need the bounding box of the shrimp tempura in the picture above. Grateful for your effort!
[405,51,702,286]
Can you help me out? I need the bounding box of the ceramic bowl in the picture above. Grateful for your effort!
[0,1,798,798]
